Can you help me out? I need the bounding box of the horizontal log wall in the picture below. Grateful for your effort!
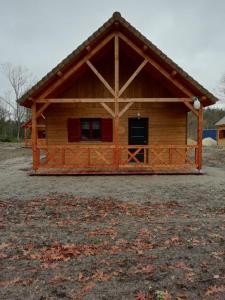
[41,102,187,165]
[44,102,187,146]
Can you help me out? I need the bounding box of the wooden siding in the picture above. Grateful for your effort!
[44,102,187,145]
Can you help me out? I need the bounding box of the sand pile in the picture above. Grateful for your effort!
[202,137,217,146]
[187,138,197,145]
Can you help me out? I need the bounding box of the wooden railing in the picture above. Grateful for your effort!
[119,145,197,169]
[37,145,116,169]
[24,138,46,148]
[36,144,198,170]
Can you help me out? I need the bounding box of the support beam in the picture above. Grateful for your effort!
[39,33,115,99]
[114,35,120,169]
[118,32,194,98]
[114,35,119,96]
[119,59,148,96]
[24,127,27,147]
[36,97,192,104]
[31,102,39,170]
[56,71,63,77]
[171,70,177,77]
[197,105,203,170]
[119,97,192,103]
[119,101,134,117]
[86,60,115,96]
[100,103,115,117]
[36,98,115,103]
[36,102,50,119]
[183,100,198,116]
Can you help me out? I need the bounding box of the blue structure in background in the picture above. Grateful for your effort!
[203,129,217,140]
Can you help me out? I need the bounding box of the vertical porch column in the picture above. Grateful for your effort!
[24,127,27,147]
[114,34,120,169]
[197,104,203,170]
[32,101,39,170]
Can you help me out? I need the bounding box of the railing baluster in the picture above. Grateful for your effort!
[144,148,147,164]
[88,148,91,167]
[61,147,65,166]
[169,148,172,165]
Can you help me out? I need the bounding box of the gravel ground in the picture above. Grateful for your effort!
[0,143,225,204]
[1,143,225,299]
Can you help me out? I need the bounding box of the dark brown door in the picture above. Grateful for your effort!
[128,118,148,162]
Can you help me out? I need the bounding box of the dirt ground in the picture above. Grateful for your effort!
[1,143,225,299]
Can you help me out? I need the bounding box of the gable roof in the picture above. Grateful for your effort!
[18,11,218,107]
[215,116,225,126]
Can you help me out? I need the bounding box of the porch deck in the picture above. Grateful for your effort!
[31,168,201,176]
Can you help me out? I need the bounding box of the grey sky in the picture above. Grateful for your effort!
[0,0,225,104]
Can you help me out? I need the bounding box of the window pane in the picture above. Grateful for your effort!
[92,120,100,129]
[82,120,90,130]
[81,119,90,140]
[92,120,101,139]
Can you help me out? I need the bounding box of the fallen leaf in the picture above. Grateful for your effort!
[205,285,225,296]
[135,291,146,300]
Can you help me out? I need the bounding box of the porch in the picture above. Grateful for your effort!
[32,143,200,175]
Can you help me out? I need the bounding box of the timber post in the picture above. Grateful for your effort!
[24,127,27,147]
[197,104,203,170]
[114,34,120,169]
[32,101,39,170]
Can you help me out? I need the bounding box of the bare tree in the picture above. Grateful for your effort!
[217,74,225,103]
[0,63,34,141]
[0,102,10,121]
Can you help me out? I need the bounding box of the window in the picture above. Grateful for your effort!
[67,118,113,142]
[81,119,101,140]
[38,129,46,139]
[219,130,225,139]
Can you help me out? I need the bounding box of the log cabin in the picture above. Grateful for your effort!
[18,12,218,174]
[215,116,225,146]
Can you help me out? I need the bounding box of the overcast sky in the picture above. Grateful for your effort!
[0,0,225,105]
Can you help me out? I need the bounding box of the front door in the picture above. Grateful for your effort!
[128,118,148,163]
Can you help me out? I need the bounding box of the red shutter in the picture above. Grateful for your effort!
[101,118,113,142]
[67,118,80,142]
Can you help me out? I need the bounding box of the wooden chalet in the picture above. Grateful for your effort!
[18,12,217,174]
[215,116,225,146]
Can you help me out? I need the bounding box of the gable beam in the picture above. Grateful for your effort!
[114,34,120,168]
[183,100,198,116]
[118,101,134,117]
[119,97,192,103]
[36,98,114,103]
[119,59,148,96]
[36,97,192,103]
[86,60,115,96]
[39,33,115,99]
[36,102,50,119]
[100,103,115,118]
[114,35,119,96]
[118,32,194,98]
